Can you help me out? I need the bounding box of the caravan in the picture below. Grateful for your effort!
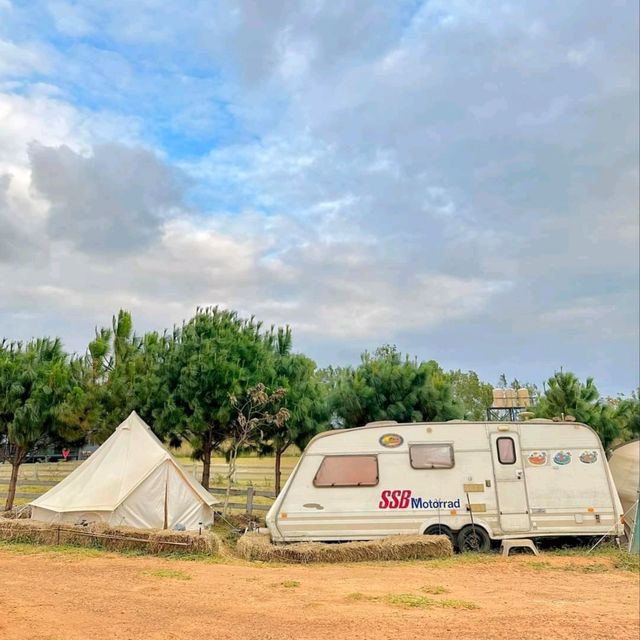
[266,419,624,550]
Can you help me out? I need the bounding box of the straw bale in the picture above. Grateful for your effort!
[0,517,219,555]
[236,532,452,563]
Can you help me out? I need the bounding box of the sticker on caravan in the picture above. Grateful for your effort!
[378,489,461,510]
[552,450,572,466]
[379,433,404,448]
[527,451,547,466]
[579,450,598,464]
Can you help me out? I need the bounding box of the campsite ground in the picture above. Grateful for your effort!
[0,542,637,640]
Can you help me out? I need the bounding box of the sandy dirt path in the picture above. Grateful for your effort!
[0,548,637,640]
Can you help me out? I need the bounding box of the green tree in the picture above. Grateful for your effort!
[447,370,493,420]
[606,391,640,444]
[259,328,329,494]
[536,371,598,422]
[329,345,462,429]
[61,310,154,444]
[534,371,621,448]
[0,338,79,510]
[152,307,276,489]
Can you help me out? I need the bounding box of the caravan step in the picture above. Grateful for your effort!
[501,539,539,556]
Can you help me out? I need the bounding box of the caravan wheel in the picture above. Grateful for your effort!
[457,525,490,553]
[424,525,455,549]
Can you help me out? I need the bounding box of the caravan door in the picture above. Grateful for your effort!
[490,433,531,533]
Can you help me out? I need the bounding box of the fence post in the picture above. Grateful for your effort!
[246,486,255,516]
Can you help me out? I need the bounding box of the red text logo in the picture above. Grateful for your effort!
[378,489,412,509]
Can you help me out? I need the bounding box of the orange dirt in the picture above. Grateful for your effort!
[0,548,637,640]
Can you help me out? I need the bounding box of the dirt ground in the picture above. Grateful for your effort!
[0,546,637,640]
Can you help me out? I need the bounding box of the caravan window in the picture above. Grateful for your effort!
[313,455,379,487]
[409,444,454,469]
[497,437,516,464]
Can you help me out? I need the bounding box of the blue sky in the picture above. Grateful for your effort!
[0,0,638,395]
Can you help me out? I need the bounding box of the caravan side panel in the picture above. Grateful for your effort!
[267,421,624,543]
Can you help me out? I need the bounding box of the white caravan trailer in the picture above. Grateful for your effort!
[266,420,624,550]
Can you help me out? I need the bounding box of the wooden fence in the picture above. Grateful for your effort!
[0,480,276,515]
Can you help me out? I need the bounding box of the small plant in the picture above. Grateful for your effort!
[146,568,192,581]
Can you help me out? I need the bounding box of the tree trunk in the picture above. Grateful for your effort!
[4,447,26,511]
[224,447,238,516]
[200,435,212,491]
[275,448,282,496]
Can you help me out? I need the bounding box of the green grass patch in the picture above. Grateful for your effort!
[0,539,108,558]
[421,584,449,594]
[281,580,300,588]
[0,538,224,563]
[559,562,608,574]
[346,591,478,610]
[526,548,638,574]
[385,593,479,610]
[145,568,192,580]
[612,552,640,573]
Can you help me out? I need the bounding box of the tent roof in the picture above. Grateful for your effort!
[31,411,218,513]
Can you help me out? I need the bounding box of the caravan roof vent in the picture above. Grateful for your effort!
[365,420,398,427]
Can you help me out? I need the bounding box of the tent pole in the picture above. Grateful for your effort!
[630,485,640,554]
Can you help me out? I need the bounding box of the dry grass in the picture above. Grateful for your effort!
[0,517,220,556]
[236,532,452,563]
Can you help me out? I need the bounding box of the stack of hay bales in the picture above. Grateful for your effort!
[0,517,220,555]
[237,532,452,563]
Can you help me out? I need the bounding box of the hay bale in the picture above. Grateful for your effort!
[0,517,220,555]
[236,533,452,563]
[88,525,219,554]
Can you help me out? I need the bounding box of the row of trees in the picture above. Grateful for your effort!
[1,307,638,510]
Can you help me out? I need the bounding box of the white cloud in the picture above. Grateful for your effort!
[0,39,49,76]
[29,142,187,254]
[0,1,637,392]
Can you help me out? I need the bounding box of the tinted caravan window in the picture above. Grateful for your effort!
[497,437,516,464]
[313,455,379,487]
[409,444,454,469]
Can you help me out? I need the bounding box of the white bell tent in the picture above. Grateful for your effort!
[30,411,218,530]
[609,439,640,552]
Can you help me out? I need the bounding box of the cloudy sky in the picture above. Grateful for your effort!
[0,1,638,393]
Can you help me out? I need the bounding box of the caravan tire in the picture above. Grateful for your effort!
[424,525,455,549]
[457,525,491,553]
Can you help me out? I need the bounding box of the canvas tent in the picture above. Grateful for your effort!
[609,439,640,551]
[30,411,218,531]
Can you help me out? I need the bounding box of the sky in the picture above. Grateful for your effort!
[0,0,638,394]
